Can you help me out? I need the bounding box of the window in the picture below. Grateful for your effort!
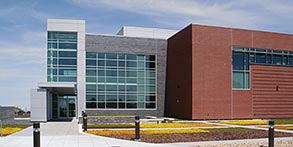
[47,31,77,82]
[232,46,293,90]
[85,52,157,109]
[232,48,250,89]
[256,54,266,64]
[273,55,282,65]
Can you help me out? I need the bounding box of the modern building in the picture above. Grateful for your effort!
[30,19,177,121]
[31,19,293,121]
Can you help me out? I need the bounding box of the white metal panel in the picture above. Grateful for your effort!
[117,26,178,39]
[30,88,47,122]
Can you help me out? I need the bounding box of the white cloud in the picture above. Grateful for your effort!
[68,0,261,27]
[0,45,46,65]
[21,31,46,44]
[68,0,293,30]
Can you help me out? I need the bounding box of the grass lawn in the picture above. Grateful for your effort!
[274,119,293,124]
[1,124,31,136]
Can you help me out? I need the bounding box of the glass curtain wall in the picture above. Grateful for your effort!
[47,32,77,82]
[85,52,157,109]
[232,46,293,89]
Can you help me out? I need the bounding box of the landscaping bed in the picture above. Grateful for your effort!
[1,124,31,136]
[220,119,293,125]
[87,128,293,143]
[88,122,217,129]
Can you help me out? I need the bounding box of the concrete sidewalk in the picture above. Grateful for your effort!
[0,119,173,147]
[1,119,293,147]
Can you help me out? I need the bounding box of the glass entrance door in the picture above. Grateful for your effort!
[58,96,76,119]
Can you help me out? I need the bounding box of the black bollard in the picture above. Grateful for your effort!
[134,116,140,141]
[83,112,87,132]
[33,122,40,147]
[269,121,274,147]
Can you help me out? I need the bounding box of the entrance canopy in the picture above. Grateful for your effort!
[38,82,76,95]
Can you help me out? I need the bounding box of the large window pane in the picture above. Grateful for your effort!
[126,54,137,60]
[233,71,244,89]
[59,69,76,75]
[256,53,266,64]
[59,43,77,49]
[86,70,96,76]
[86,52,96,58]
[86,60,96,66]
[273,55,282,65]
[58,76,76,82]
[86,95,96,101]
[86,102,96,108]
[289,56,293,65]
[232,52,244,70]
[106,60,117,66]
[86,84,96,91]
[245,72,250,89]
[106,53,117,59]
[48,32,77,40]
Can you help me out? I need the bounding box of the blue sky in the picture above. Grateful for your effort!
[0,0,293,110]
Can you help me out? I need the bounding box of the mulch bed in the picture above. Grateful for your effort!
[102,130,293,143]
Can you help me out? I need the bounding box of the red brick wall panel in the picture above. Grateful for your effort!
[252,31,292,50]
[166,25,193,119]
[232,29,253,48]
[232,91,253,118]
[191,25,232,119]
[251,65,293,118]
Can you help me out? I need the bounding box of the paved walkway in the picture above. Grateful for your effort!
[1,119,293,147]
[0,119,173,147]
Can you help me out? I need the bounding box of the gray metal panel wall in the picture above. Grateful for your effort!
[85,34,167,117]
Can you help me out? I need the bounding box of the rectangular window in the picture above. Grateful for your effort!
[85,52,157,109]
[273,55,282,65]
[256,53,266,64]
[232,46,293,90]
[232,52,244,70]
[47,31,77,82]
[232,47,249,89]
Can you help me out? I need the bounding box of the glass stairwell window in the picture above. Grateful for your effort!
[47,32,78,82]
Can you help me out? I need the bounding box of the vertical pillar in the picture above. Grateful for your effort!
[33,122,40,147]
[82,112,87,132]
[134,116,140,141]
[269,120,274,147]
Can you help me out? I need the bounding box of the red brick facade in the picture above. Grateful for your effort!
[166,24,293,119]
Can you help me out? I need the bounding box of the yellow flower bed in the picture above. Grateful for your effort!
[2,127,23,135]
[274,126,293,130]
[220,120,268,125]
[142,129,209,134]
[87,128,209,136]
[138,122,217,128]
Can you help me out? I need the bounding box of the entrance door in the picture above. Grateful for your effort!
[58,96,76,119]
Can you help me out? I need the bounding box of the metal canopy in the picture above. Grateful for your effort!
[38,82,76,95]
